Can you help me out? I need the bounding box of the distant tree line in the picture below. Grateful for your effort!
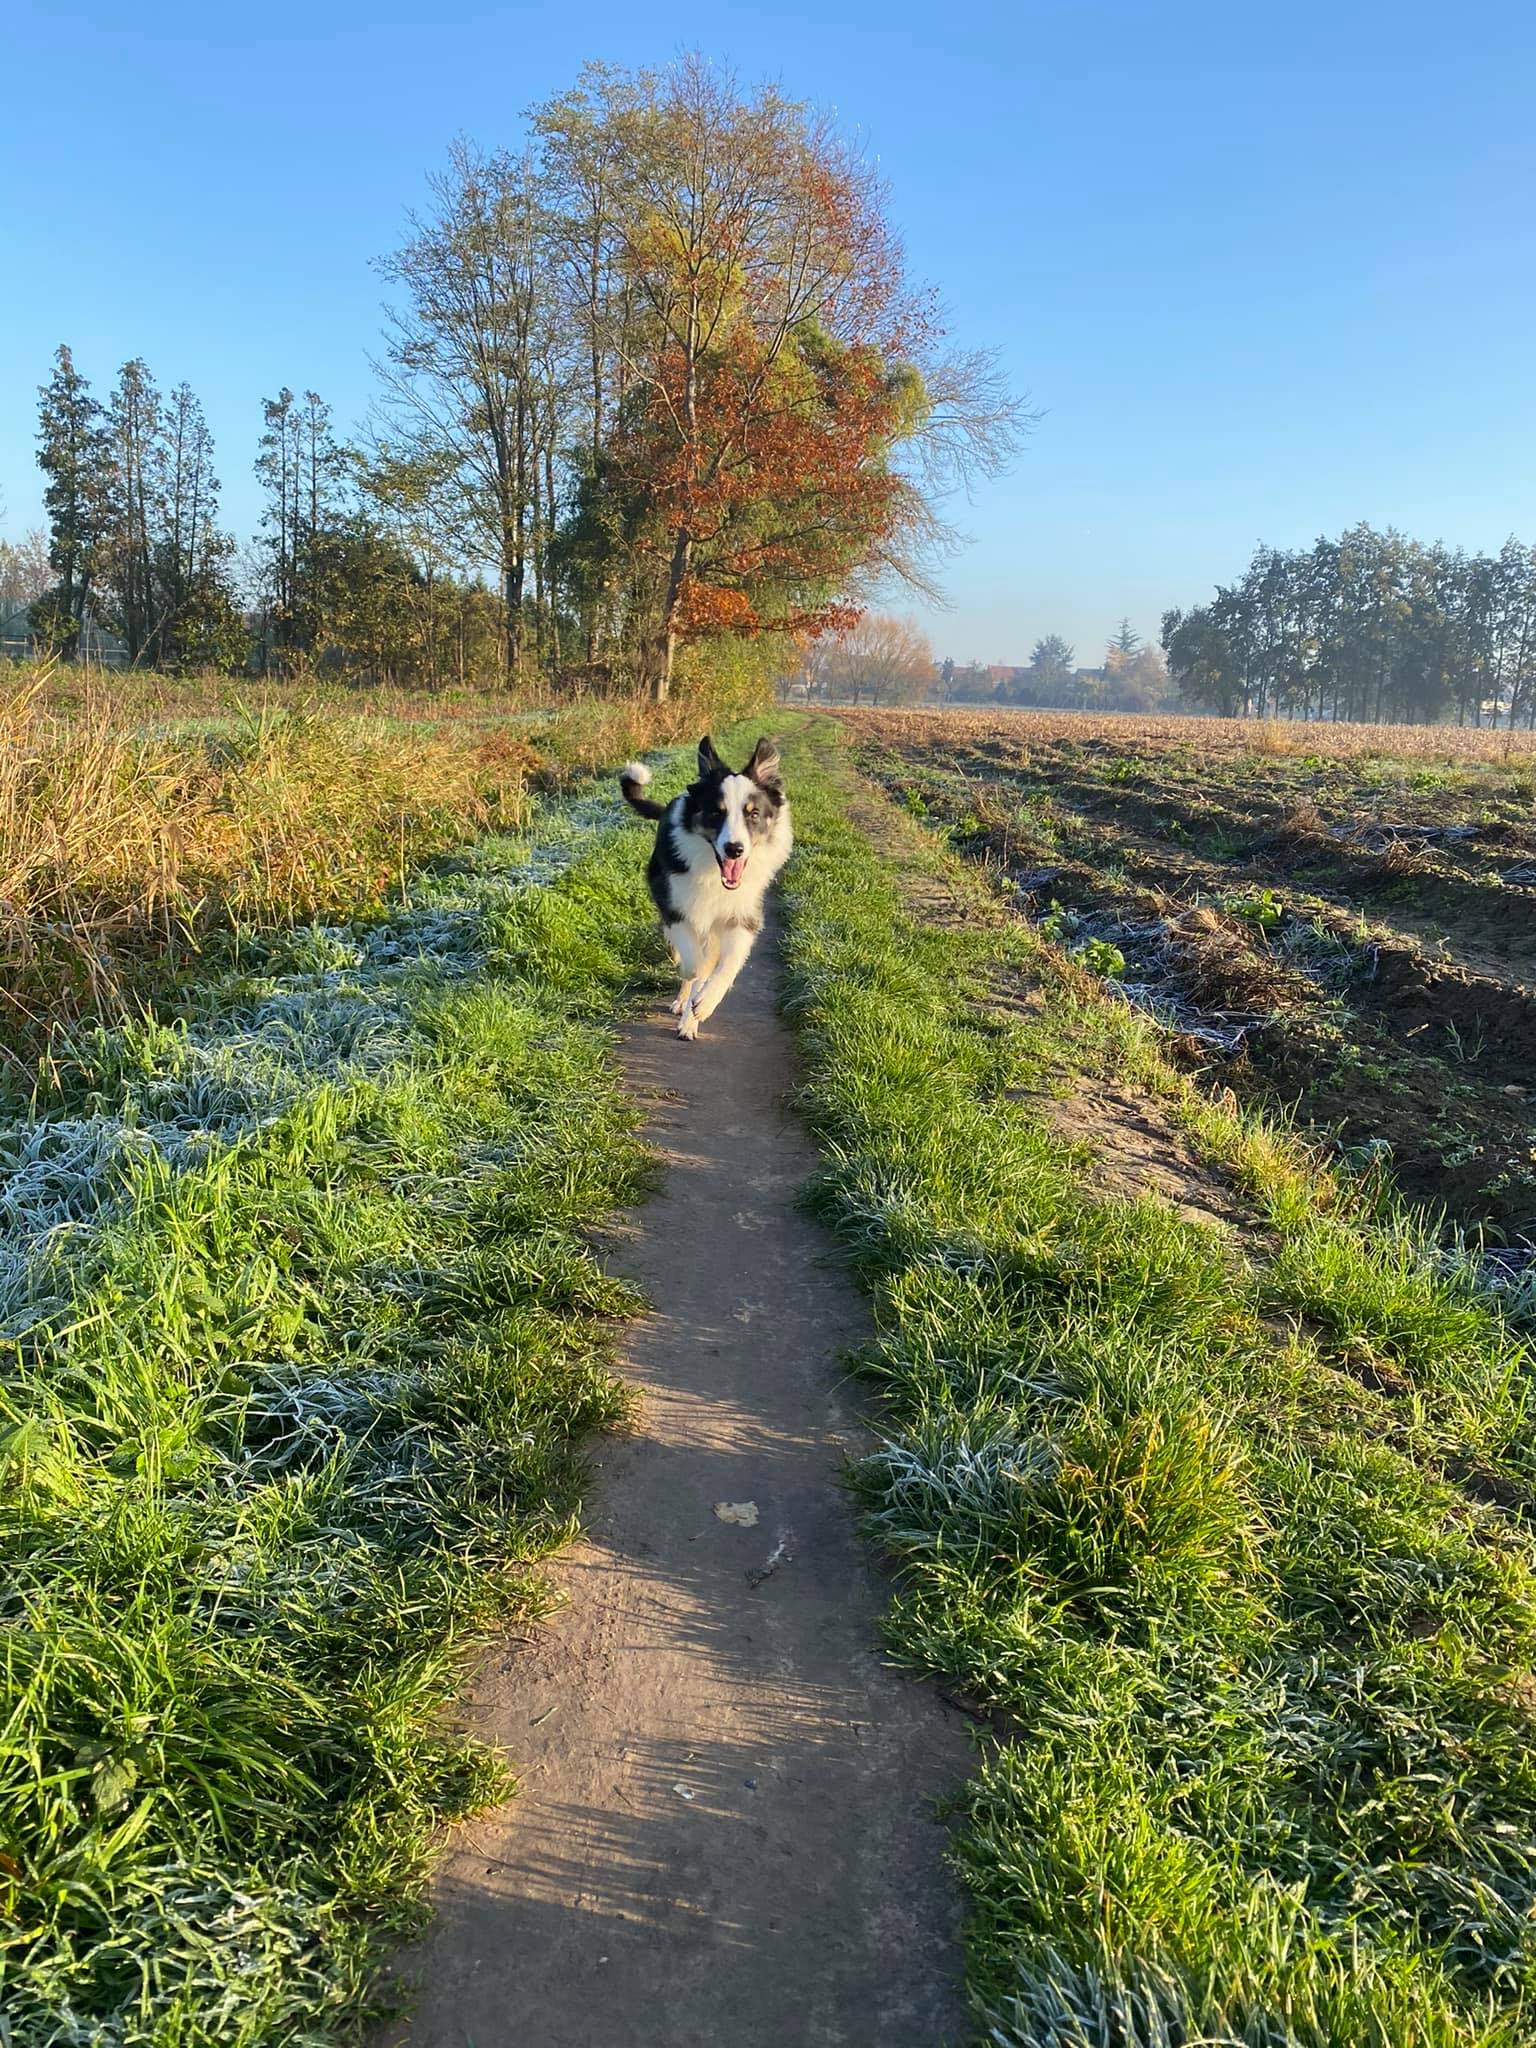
[30,347,247,670]
[1164,525,1536,726]
[937,620,1175,713]
[789,614,1178,714]
[22,346,500,685]
[14,59,1023,695]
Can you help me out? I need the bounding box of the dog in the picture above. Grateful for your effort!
[619,736,792,1040]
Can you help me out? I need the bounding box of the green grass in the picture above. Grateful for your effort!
[774,718,1536,2047]
[0,773,679,2043]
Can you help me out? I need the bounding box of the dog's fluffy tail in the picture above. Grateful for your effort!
[619,761,666,819]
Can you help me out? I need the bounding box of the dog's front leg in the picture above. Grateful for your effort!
[670,928,718,1037]
[685,922,757,1034]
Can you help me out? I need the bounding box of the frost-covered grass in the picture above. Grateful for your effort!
[776,718,1536,2048]
[0,683,547,1069]
[0,766,681,2044]
[0,658,774,1075]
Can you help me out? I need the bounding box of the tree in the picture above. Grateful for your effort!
[359,442,488,688]
[376,141,562,684]
[156,382,244,669]
[822,613,934,704]
[1163,605,1242,717]
[0,530,52,612]
[302,514,421,684]
[1025,633,1076,698]
[1103,627,1171,713]
[142,373,244,671]
[535,66,646,666]
[256,387,347,663]
[105,357,166,663]
[377,59,1027,700]
[35,345,113,656]
[256,388,301,635]
[1162,527,1536,726]
[1105,643,1171,713]
[947,661,997,702]
[570,59,933,697]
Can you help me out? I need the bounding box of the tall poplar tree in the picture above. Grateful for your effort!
[106,357,165,663]
[35,345,112,655]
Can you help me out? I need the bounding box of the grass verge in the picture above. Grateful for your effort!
[775,717,1536,2047]
[0,771,676,2044]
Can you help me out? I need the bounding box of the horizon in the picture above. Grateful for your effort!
[4,0,1535,666]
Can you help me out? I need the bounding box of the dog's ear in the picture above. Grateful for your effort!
[745,736,782,790]
[697,735,723,778]
[749,741,786,786]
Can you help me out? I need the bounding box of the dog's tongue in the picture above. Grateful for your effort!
[720,854,747,890]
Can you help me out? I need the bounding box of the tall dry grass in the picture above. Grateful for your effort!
[0,678,537,1065]
[0,654,781,1071]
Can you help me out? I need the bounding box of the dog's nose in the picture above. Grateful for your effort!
[723,840,746,859]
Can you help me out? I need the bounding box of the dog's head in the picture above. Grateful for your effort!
[680,736,786,891]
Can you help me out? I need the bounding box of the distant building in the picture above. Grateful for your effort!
[0,603,128,665]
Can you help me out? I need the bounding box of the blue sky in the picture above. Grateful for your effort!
[3,0,1535,666]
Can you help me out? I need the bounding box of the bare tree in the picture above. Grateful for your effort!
[824,613,935,705]
[0,529,53,612]
[376,141,567,684]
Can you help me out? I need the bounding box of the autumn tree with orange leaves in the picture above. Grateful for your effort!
[379,58,1026,697]
[588,62,927,697]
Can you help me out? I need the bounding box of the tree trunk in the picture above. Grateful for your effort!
[512,390,529,686]
[545,439,559,673]
[511,565,525,680]
[653,526,692,703]
[531,450,546,670]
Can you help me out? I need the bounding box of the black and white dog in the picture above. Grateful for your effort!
[619,736,792,1040]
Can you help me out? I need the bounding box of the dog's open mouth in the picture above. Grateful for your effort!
[718,854,747,890]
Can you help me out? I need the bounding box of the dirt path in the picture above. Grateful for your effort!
[382,917,971,2048]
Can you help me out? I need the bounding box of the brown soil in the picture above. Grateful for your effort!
[832,703,1536,767]
[854,734,1536,1239]
[377,918,971,2048]
[845,755,1536,1538]
[935,750,1536,977]
[1040,1080,1255,1235]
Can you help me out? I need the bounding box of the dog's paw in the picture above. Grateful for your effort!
[669,990,690,1015]
[675,1011,699,1042]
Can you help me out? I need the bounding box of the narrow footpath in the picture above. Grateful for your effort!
[384,916,970,2047]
